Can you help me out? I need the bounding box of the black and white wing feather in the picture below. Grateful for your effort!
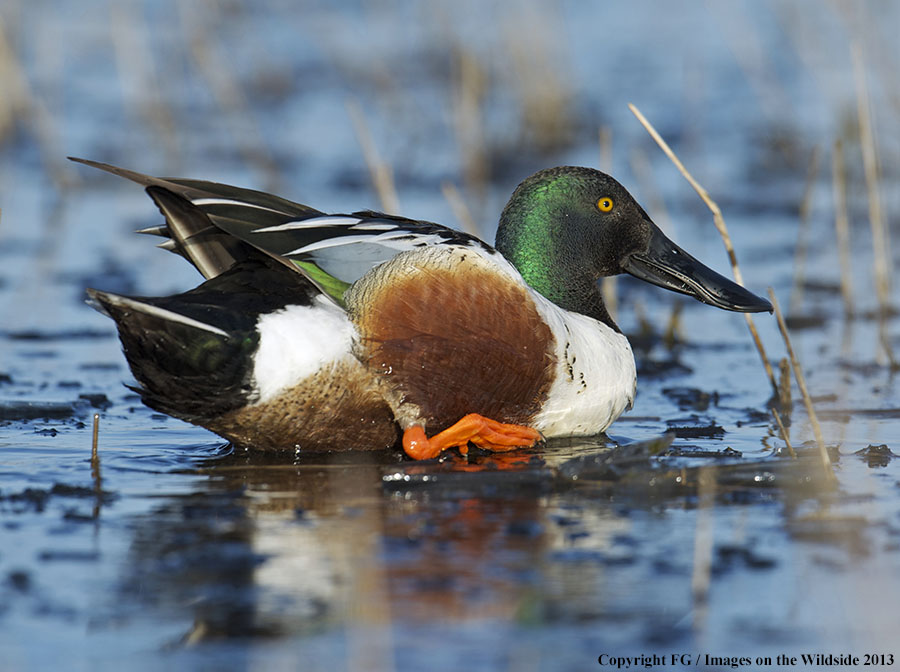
[70,157,493,305]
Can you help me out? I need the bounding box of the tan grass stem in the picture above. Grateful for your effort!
[91,413,102,520]
[441,181,479,237]
[0,16,70,190]
[852,44,891,313]
[628,103,777,395]
[768,288,834,479]
[630,147,672,235]
[771,407,796,459]
[452,47,488,203]
[777,357,792,410]
[598,126,613,175]
[789,146,822,314]
[831,139,853,317]
[91,413,100,464]
[110,4,179,166]
[347,100,400,214]
[181,3,279,191]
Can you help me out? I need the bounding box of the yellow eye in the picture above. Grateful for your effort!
[597,196,614,212]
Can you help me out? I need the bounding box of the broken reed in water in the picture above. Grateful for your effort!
[91,412,100,462]
[771,407,797,459]
[768,288,834,480]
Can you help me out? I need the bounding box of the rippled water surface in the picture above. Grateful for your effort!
[2,2,900,670]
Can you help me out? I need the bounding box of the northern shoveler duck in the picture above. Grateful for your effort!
[73,158,771,460]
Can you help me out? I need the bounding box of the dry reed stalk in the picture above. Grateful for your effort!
[347,100,400,214]
[629,146,672,235]
[452,47,488,205]
[663,301,683,350]
[441,181,479,237]
[91,413,102,519]
[851,45,897,369]
[877,318,899,370]
[771,407,796,459]
[180,3,280,191]
[0,26,14,140]
[628,103,778,395]
[789,146,822,314]
[768,288,834,479]
[831,139,853,317]
[705,2,786,123]
[110,3,179,165]
[691,465,716,633]
[0,16,70,190]
[631,144,682,341]
[91,413,100,463]
[600,278,618,326]
[502,4,573,153]
[778,357,792,409]
[852,44,891,313]
[598,126,612,175]
[834,1,900,132]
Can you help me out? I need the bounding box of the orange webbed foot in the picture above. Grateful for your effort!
[402,413,543,460]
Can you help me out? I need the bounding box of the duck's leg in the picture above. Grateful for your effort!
[402,414,543,460]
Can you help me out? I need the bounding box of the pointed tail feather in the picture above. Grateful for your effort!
[86,287,259,421]
[86,289,229,337]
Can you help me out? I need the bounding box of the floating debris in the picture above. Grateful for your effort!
[662,386,719,411]
[666,418,726,439]
[665,446,742,459]
[78,393,112,410]
[784,313,828,330]
[636,358,692,379]
[854,444,897,468]
[0,483,117,514]
[713,543,777,572]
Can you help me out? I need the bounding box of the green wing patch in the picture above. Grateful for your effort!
[292,260,351,306]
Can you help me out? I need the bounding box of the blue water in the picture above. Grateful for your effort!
[2,1,900,670]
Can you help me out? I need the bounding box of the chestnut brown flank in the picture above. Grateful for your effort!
[352,254,557,432]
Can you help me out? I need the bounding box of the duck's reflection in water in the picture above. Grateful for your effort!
[119,445,634,648]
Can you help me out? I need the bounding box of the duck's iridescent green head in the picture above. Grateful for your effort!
[495,166,771,327]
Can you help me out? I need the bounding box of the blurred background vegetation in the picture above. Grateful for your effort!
[1,0,896,239]
[1,1,900,667]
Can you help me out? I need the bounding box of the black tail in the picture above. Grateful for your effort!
[88,288,258,421]
[88,257,318,422]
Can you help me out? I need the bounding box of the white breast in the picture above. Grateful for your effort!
[529,292,636,437]
[469,249,637,437]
